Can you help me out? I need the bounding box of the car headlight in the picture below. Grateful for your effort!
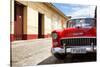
[52,32,58,39]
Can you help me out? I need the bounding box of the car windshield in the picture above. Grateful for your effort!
[67,18,95,28]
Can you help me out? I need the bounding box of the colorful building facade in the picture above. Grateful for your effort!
[10,0,69,41]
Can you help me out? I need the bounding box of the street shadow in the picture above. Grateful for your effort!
[37,53,96,65]
[37,55,65,65]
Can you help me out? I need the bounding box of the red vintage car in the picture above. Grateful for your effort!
[51,18,96,59]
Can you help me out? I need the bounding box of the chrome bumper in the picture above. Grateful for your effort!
[51,46,96,54]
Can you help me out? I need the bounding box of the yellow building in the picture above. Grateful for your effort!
[10,0,69,41]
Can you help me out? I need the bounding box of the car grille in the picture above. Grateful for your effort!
[60,37,96,46]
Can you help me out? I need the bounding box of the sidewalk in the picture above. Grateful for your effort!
[11,38,52,66]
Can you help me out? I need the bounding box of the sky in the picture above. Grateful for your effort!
[53,3,96,18]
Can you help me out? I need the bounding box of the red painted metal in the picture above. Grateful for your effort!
[52,19,96,48]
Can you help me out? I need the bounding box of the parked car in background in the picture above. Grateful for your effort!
[51,18,96,59]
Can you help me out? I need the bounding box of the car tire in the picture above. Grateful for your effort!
[53,53,66,60]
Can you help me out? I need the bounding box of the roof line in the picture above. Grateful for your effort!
[43,3,69,19]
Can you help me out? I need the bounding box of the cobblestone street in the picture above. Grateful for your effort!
[11,38,52,66]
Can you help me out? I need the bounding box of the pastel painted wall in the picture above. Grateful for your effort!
[11,0,68,41]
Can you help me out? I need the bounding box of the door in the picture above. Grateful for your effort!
[38,13,44,38]
[14,2,24,40]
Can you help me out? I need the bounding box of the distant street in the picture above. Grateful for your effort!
[11,38,96,67]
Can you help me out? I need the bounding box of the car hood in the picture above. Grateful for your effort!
[61,27,96,38]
